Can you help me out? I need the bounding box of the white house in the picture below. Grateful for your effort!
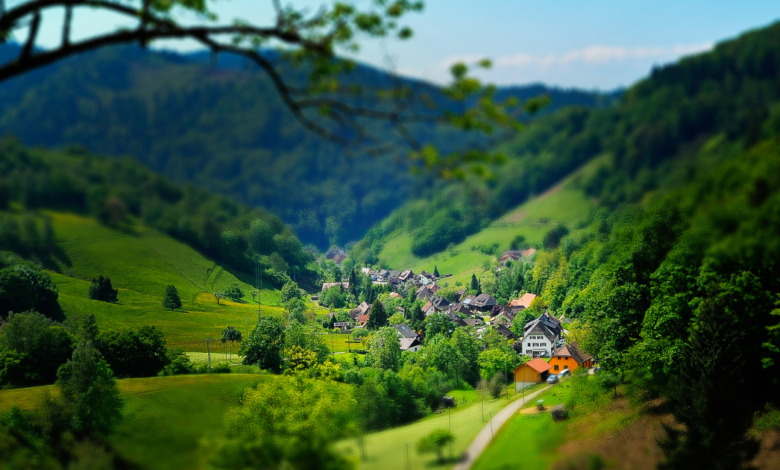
[521,312,564,358]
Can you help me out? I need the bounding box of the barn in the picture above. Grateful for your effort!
[513,358,552,390]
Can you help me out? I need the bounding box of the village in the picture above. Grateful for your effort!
[317,247,595,391]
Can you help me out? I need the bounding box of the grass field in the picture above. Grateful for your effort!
[472,376,626,470]
[11,211,293,352]
[375,162,598,285]
[336,384,545,470]
[0,374,269,470]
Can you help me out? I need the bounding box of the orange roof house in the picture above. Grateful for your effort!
[509,293,537,309]
[513,357,552,387]
[549,342,593,373]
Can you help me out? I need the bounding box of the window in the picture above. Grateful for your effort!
[554,365,559,371]
[564,366,568,369]
[565,357,568,360]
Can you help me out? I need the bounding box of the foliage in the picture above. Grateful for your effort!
[387,312,405,326]
[319,285,347,309]
[162,284,182,311]
[208,376,356,470]
[478,348,516,380]
[55,341,124,436]
[365,327,401,372]
[240,316,285,372]
[87,275,118,303]
[0,265,62,321]
[365,298,387,330]
[224,283,243,302]
[281,280,302,303]
[0,311,73,386]
[416,428,455,463]
[425,312,454,338]
[95,326,169,378]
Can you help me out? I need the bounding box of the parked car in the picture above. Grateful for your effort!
[546,374,559,384]
[558,369,571,379]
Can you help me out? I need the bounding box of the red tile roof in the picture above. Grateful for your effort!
[524,358,552,373]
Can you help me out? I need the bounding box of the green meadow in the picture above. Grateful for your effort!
[336,384,546,470]
[0,374,270,470]
[18,211,289,352]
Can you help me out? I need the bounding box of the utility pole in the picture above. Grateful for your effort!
[204,338,212,373]
[505,353,509,398]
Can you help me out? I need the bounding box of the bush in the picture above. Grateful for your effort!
[96,326,169,378]
[543,224,570,250]
[211,363,231,374]
[416,428,455,463]
[87,276,118,303]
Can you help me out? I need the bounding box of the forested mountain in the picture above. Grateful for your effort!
[0,44,615,249]
[352,21,780,263]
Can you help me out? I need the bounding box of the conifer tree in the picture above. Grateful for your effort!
[365,298,387,330]
[348,268,359,297]
[88,275,118,303]
[434,266,440,278]
[163,285,182,311]
[470,273,479,292]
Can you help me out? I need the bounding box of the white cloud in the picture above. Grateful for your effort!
[442,43,713,70]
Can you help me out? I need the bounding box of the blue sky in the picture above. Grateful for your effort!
[22,0,780,89]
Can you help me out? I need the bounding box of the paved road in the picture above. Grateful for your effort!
[453,385,552,470]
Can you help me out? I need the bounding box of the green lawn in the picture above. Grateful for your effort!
[375,163,597,283]
[0,374,269,470]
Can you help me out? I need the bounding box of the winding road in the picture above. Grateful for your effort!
[453,384,552,470]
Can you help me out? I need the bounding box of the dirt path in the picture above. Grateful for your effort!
[453,385,552,470]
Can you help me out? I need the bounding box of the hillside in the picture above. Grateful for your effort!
[0,374,272,470]
[0,44,617,248]
[354,20,780,270]
[374,156,601,285]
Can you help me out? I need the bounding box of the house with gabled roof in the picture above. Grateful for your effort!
[416,285,435,302]
[521,312,564,357]
[469,293,497,313]
[549,341,593,373]
[399,337,422,352]
[494,324,518,341]
[349,301,370,322]
[394,324,418,339]
[322,282,349,292]
[511,293,537,309]
[398,269,414,282]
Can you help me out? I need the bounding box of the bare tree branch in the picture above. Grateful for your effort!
[21,11,40,59]
[62,4,72,47]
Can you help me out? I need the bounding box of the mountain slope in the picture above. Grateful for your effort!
[0,44,616,247]
[355,20,780,269]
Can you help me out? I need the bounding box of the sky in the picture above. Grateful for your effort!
[19,0,780,90]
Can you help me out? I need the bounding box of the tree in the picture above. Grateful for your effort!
[280,280,301,304]
[416,428,455,464]
[220,326,243,361]
[387,312,405,326]
[162,285,182,311]
[365,298,387,330]
[286,298,309,324]
[95,326,169,378]
[87,275,119,303]
[240,316,285,372]
[213,291,225,305]
[470,272,480,292]
[55,341,124,436]
[425,313,454,338]
[224,283,243,302]
[0,311,73,385]
[366,327,401,372]
[0,265,63,320]
[208,376,355,470]
[433,266,440,278]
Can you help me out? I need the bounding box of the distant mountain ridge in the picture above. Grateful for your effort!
[0,43,616,249]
